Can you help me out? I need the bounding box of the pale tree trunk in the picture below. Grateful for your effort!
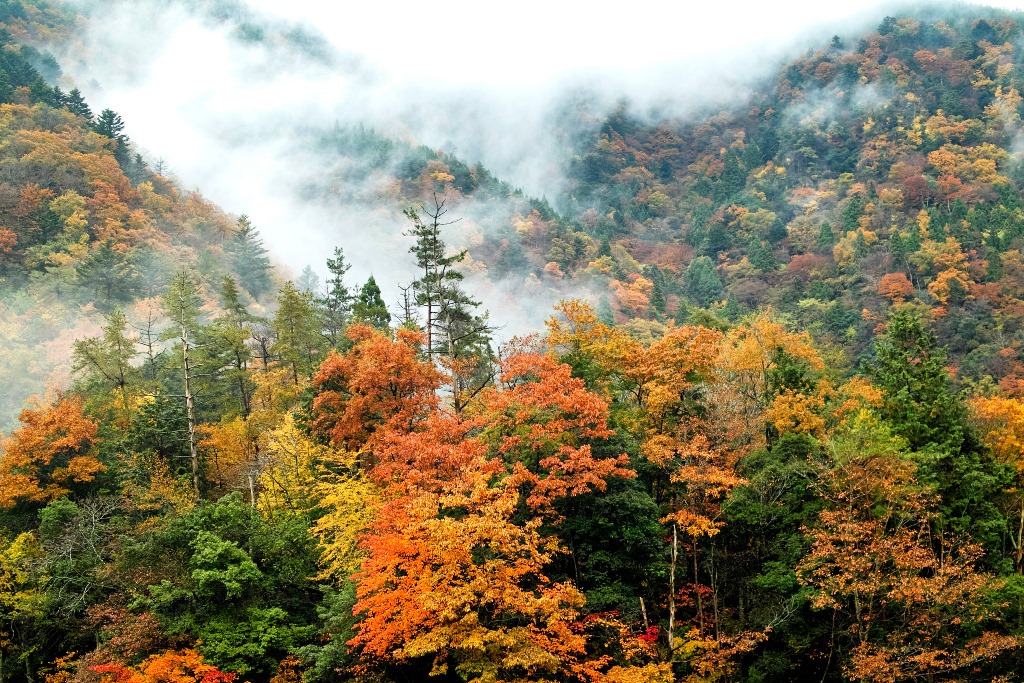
[424,257,436,361]
[181,324,200,501]
[1016,499,1024,574]
[668,523,678,652]
[444,311,462,413]
[711,546,721,641]
[694,541,705,634]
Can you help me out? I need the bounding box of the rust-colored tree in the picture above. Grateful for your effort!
[311,325,443,453]
[333,344,648,680]
[877,272,915,303]
[350,465,604,682]
[0,398,104,508]
[472,351,633,512]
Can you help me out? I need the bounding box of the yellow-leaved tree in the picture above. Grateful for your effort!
[970,395,1024,572]
[0,532,44,675]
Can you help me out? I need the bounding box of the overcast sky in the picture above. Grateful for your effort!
[245,0,896,85]
[52,0,1024,314]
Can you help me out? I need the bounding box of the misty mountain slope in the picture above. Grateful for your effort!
[0,26,280,427]
[265,6,1024,394]
[10,0,1024,401]
[7,4,1024,683]
[299,124,571,281]
[489,8,1024,390]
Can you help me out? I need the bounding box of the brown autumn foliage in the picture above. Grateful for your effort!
[878,272,915,302]
[798,413,1019,682]
[311,325,443,453]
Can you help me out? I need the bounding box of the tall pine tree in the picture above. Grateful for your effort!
[405,194,494,410]
[64,87,91,120]
[161,269,204,499]
[228,215,272,299]
[352,275,390,329]
[317,247,352,348]
[93,108,130,167]
[273,282,323,385]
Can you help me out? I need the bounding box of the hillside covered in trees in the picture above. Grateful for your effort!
[290,3,1024,394]
[7,3,1024,683]
[0,1,286,428]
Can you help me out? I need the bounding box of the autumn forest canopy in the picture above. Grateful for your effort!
[10,2,1024,682]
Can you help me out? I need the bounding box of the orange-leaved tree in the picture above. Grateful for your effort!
[629,325,734,540]
[92,648,235,683]
[624,325,746,650]
[0,397,103,508]
[969,394,1024,572]
[545,303,753,651]
[311,325,442,454]
[349,409,618,683]
[471,351,634,512]
[326,342,650,680]
[877,271,915,303]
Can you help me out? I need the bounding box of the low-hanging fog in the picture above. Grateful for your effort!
[48,0,1023,332]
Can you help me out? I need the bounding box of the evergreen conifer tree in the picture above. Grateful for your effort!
[352,276,391,329]
[871,309,964,451]
[405,195,489,360]
[72,308,140,410]
[817,221,835,248]
[297,265,320,295]
[64,87,91,120]
[273,282,322,385]
[93,108,125,141]
[748,239,778,272]
[317,247,352,348]
[196,276,257,417]
[597,296,615,326]
[684,256,723,307]
[405,194,494,410]
[871,309,1009,555]
[94,108,130,167]
[76,241,138,307]
[229,215,272,299]
[161,270,204,499]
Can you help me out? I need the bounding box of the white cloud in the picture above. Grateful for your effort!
[245,0,895,85]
